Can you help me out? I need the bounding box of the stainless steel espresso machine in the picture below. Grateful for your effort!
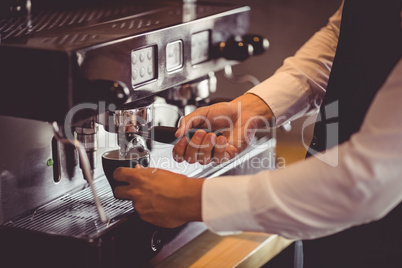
[0,0,274,267]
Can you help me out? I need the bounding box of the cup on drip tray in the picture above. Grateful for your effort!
[102,147,150,195]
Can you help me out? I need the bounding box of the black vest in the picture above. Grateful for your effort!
[304,0,402,267]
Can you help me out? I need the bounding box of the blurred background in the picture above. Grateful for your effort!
[211,0,342,165]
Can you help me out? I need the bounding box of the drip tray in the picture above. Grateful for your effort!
[3,177,133,240]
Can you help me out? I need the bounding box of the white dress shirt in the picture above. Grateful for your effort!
[202,2,402,240]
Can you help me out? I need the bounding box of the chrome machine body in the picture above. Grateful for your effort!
[0,0,273,267]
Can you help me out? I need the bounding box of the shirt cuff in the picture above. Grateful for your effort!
[247,71,314,125]
[202,175,265,235]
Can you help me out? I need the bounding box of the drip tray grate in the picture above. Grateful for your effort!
[4,177,133,240]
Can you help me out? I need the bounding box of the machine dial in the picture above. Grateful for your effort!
[242,34,270,55]
[217,38,254,61]
[212,33,269,62]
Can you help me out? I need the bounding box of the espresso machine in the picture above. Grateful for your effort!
[0,0,274,267]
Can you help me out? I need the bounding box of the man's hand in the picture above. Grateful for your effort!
[173,93,274,165]
[113,165,204,228]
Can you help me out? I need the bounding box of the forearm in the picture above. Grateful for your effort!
[248,2,342,125]
[230,93,274,127]
[203,59,402,240]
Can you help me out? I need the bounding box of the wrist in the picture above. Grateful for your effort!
[182,178,205,222]
[231,93,274,127]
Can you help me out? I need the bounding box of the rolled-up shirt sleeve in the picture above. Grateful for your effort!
[248,3,342,125]
[202,58,402,240]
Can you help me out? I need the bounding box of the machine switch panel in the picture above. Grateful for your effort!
[131,46,156,86]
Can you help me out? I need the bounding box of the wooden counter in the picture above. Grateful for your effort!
[146,126,305,267]
[151,230,292,268]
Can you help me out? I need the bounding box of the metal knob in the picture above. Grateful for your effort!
[151,231,163,252]
[242,34,270,55]
[217,39,254,61]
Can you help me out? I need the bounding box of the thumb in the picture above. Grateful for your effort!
[175,116,187,138]
[175,107,210,138]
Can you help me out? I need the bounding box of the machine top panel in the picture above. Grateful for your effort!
[0,0,249,51]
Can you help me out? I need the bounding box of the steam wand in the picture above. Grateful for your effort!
[51,122,109,223]
[223,65,260,86]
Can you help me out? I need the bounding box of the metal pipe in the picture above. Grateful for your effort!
[52,122,108,223]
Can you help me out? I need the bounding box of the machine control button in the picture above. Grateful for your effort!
[166,40,183,72]
[211,34,269,62]
[132,69,138,79]
[139,52,145,62]
[191,30,210,65]
[131,46,156,86]
[242,34,270,55]
[219,38,254,61]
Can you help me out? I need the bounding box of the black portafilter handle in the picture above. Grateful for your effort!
[242,34,270,55]
[148,126,222,144]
